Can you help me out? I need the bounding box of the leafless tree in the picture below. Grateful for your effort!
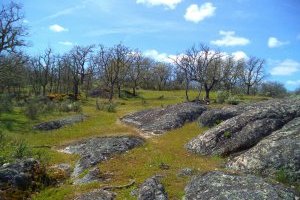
[68,45,94,100]
[153,62,172,91]
[0,1,28,55]
[241,56,265,95]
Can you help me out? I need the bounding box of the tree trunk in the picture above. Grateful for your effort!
[133,87,136,96]
[73,83,79,101]
[185,80,189,102]
[246,85,250,95]
[42,85,46,96]
[109,84,114,102]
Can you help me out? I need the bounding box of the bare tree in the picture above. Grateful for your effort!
[153,62,172,91]
[0,1,28,55]
[127,51,149,96]
[68,45,94,100]
[241,56,265,95]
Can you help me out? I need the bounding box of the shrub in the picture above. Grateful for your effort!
[59,100,82,113]
[216,91,229,104]
[0,94,14,114]
[24,100,40,120]
[226,96,240,105]
[13,140,31,159]
[223,131,231,138]
[96,100,117,112]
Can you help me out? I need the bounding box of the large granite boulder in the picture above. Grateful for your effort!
[74,189,116,200]
[60,136,144,177]
[186,98,300,156]
[138,176,168,200]
[0,158,47,199]
[33,114,87,131]
[184,171,298,200]
[227,117,300,181]
[121,102,207,134]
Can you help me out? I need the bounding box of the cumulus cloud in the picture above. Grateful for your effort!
[184,3,216,23]
[268,37,289,48]
[232,51,248,60]
[143,49,176,63]
[270,59,300,76]
[49,24,68,32]
[211,31,250,46]
[59,41,73,46]
[286,80,300,86]
[136,0,182,9]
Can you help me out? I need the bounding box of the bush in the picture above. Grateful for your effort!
[216,91,229,104]
[259,81,287,98]
[24,100,40,120]
[59,100,82,113]
[226,96,240,105]
[0,94,14,114]
[96,99,117,112]
[13,141,31,159]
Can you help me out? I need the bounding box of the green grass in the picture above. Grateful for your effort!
[0,89,269,199]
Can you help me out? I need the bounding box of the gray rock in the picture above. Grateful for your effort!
[0,158,47,199]
[121,102,207,134]
[60,136,144,177]
[184,171,298,200]
[138,176,168,200]
[33,114,87,131]
[73,167,104,185]
[186,98,300,156]
[227,117,300,181]
[74,189,116,200]
[177,168,198,177]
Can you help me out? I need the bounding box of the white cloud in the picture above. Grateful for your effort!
[270,59,300,76]
[59,41,73,46]
[184,3,216,23]
[286,80,300,86]
[232,51,248,60]
[136,0,182,9]
[49,24,68,32]
[143,49,176,63]
[268,37,289,48]
[211,31,250,46]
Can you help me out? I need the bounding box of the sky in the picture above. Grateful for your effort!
[3,0,300,90]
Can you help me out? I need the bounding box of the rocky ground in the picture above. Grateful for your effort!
[186,98,300,156]
[185,171,298,200]
[185,97,300,199]
[59,136,144,182]
[33,114,87,131]
[121,102,207,134]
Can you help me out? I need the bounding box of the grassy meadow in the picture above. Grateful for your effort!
[0,90,270,199]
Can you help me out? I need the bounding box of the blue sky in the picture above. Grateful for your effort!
[4,0,300,90]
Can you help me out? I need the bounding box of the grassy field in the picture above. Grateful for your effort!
[0,90,270,199]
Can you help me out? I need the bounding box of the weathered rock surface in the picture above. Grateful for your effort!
[186,98,300,156]
[121,102,207,134]
[184,171,298,200]
[0,159,47,199]
[138,176,168,200]
[33,114,87,131]
[198,101,271,127]
[74,189,116,200]
[73,167,104,185]
[177,168,199,177]
[227,117,300,181]
[60,136,144,177]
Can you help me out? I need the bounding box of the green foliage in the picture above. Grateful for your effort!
[13,140,32,159]
[59,101,82,113]
[0,94,14,114]
[216,91,229,104]
[24,100,40,120]
[226,95,240,105]
[275,168,296,184]
[96,99,117,113]
[223,131,231,138]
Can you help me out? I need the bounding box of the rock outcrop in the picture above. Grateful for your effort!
[184,171,298,200]
[33,114,87,131]
[0,159,47,199]
[121,102,207,134]
[227,117,300,181]
[138,176,168,200]
[60,136,144,177]
[186,98,300,156]
[74,189,116,200]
